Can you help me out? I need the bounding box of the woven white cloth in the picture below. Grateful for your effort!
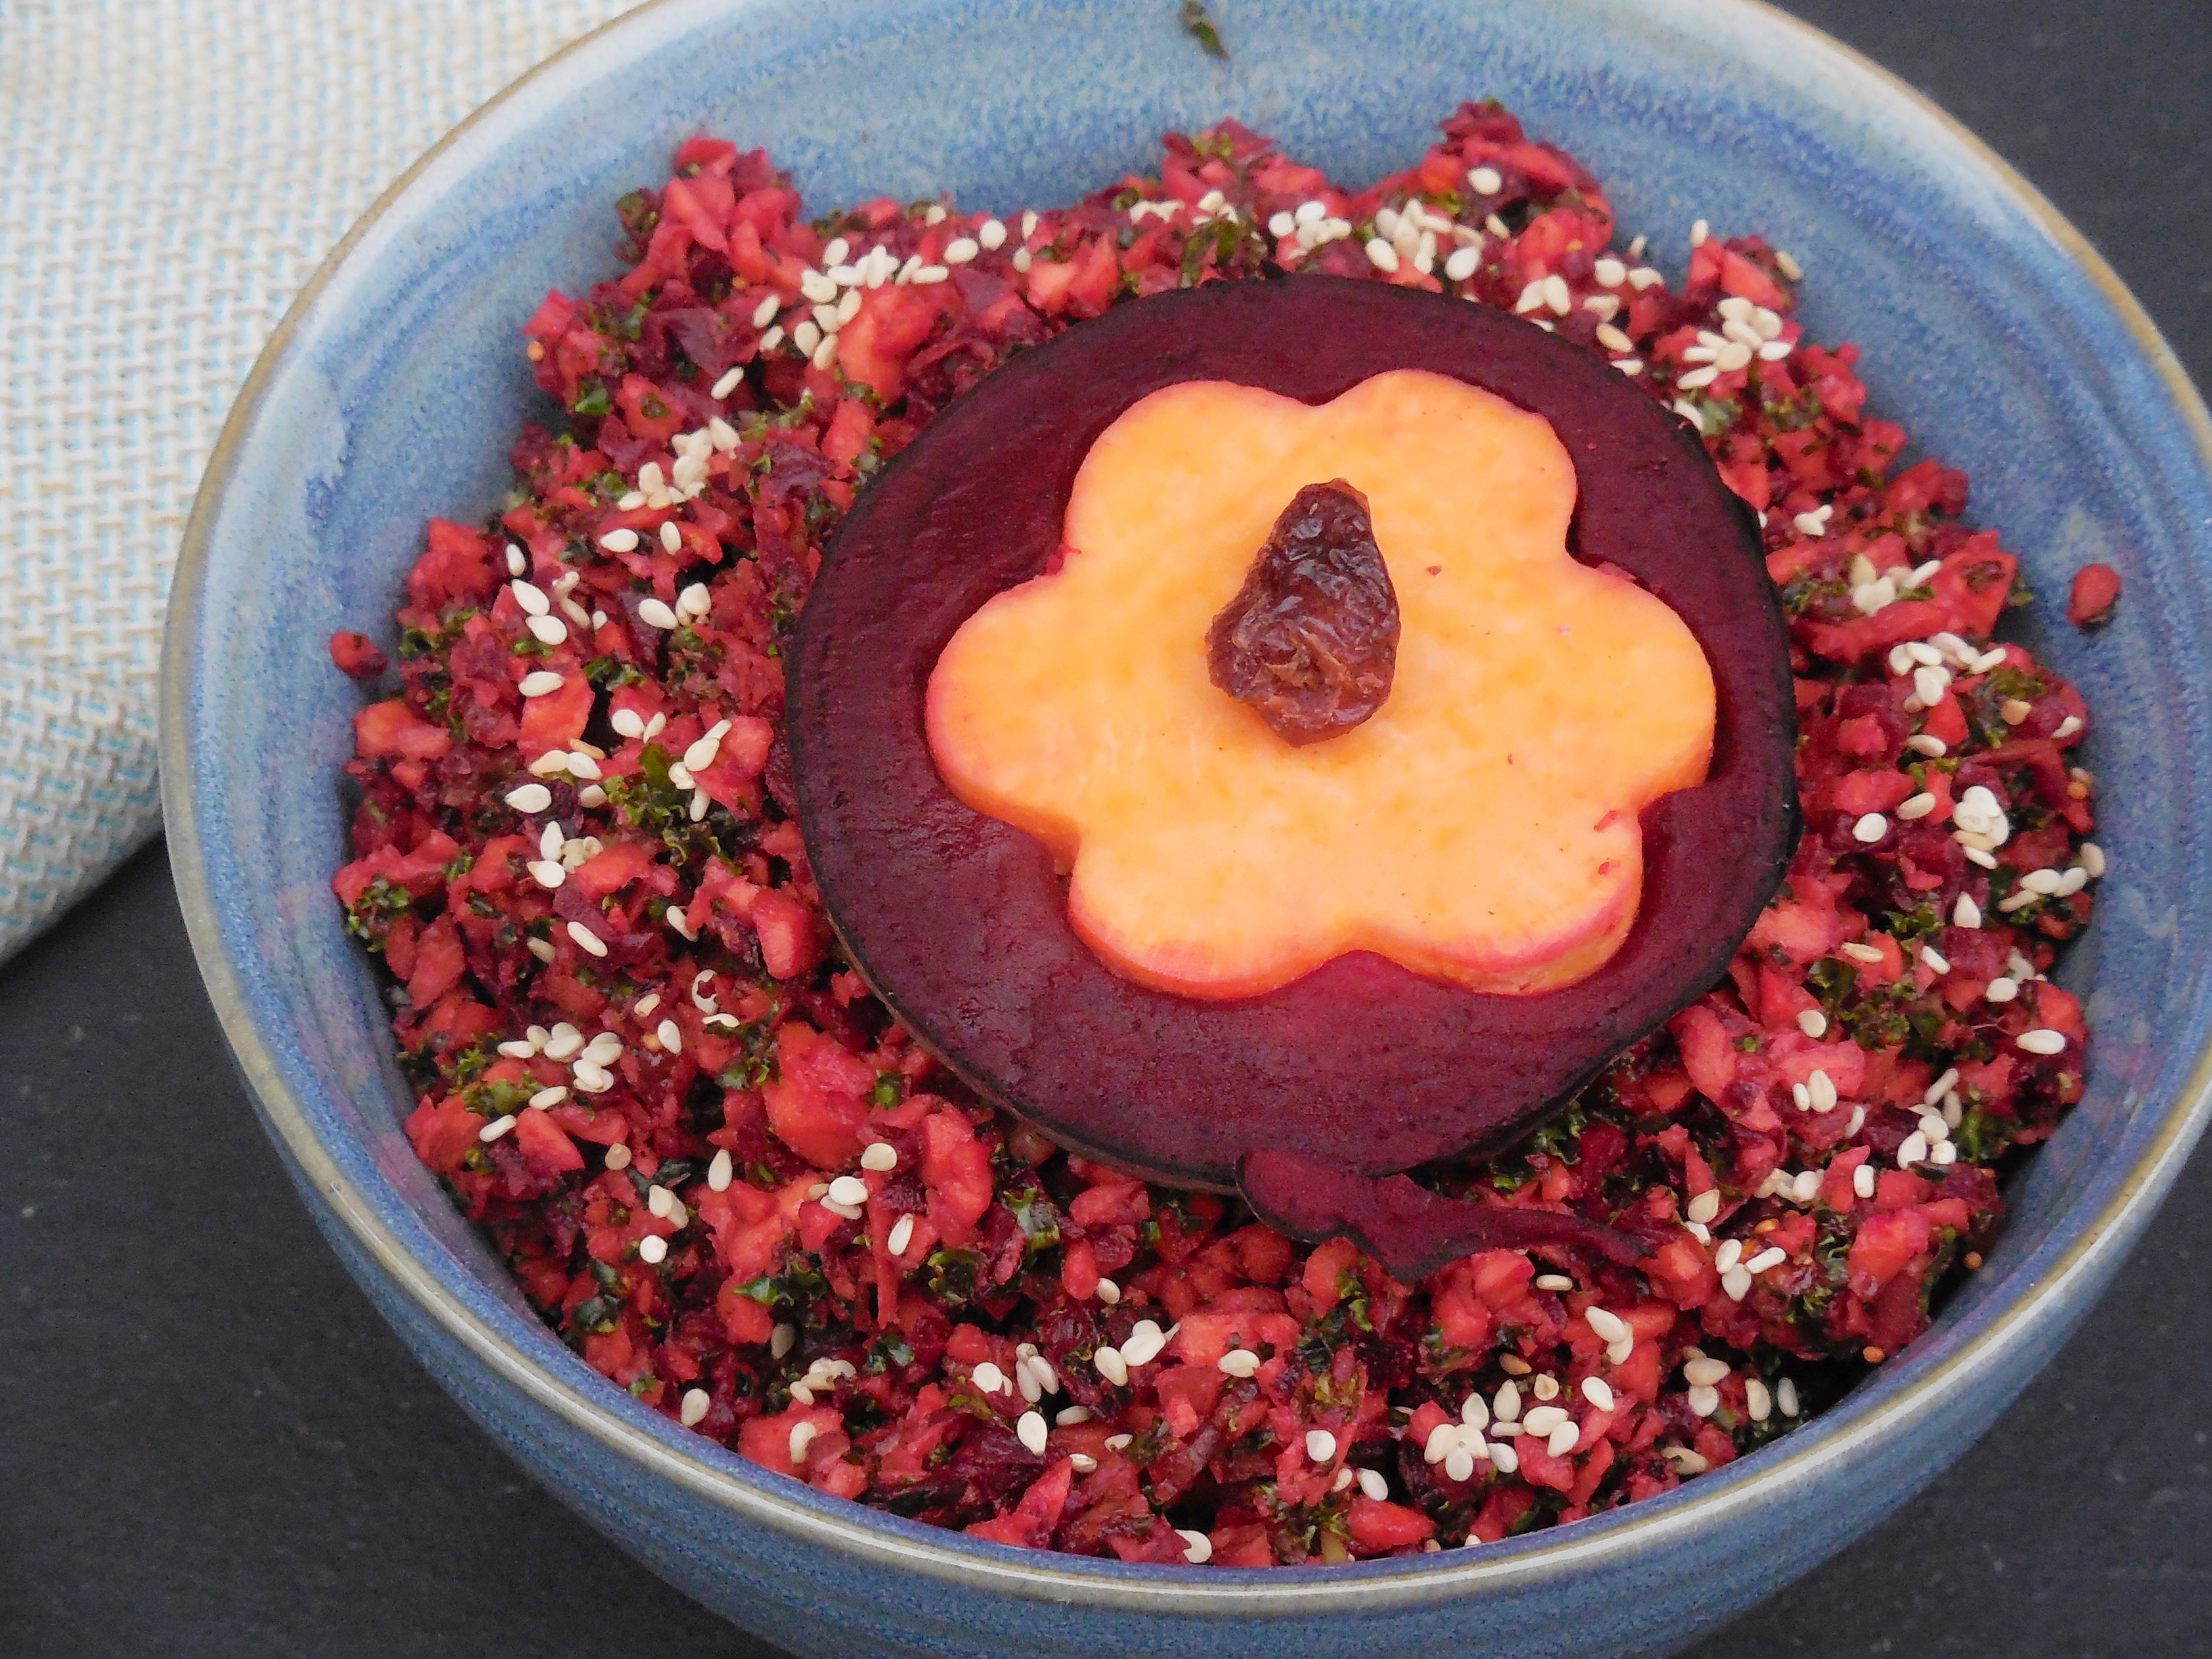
[0,0,643,962]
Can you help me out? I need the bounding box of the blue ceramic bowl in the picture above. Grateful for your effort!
[162,1,2212,1654]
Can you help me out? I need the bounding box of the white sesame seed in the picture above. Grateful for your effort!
[824,1175,868,1208]
[1177,1529,1212,1564]
[671,1387,709,1428]
[1964,845,1999,870]
[1531,1374,1561,1403]
[510,579,552,618]
[1777,1376,1801,1418]
[2019,867,2064,896]
[879,1213,913,1256]
[1119,1321,1166,1368]
[1436,244,1477,284]
[521,859,563,891]
[1011,1409,1048,1455]
[1997,890,2038,914]
[1582,1377,1615,1411]
[1584,1307,1628,1345]
[1056,1407,1093,1429]
[1444,1444,1478,1482]
[942,236,980,266]
[601,528,642,555]
[1985,976,2020,1003]
[1095,1278,1120,1306]
[1852,1163,1877,1200]
[632,601,687,640]
[1686,1381,1723,1419]
[497,1037,540,1060]
[2017,1028,2067,1056]
[1683,1356,1730,1388]
[638,1234,670,1266]
[1467,165,1504,196]
[1356,1467,1390,1501]
[1851,813,1888,844]
[1216,1348,1261,1378]
[1948,893,1982,930]
[686,1151,726,1199]
[1094,1346,1129,1386]
[1304,1428,1338,1463]
[786,1420,819,1465]
[477,1113,517,1143]
[1690,218,1709,246]
[1533,1273,1574,1292]
[504,544,529,577]
[1595,322,1634,354]
[2080,842,2107,878]
[1713,1238,1743,1274]
[1921,945,1951,975]
[504,782,553,815]
[909,265,950,286]
[1493,1380,1521,1423]
[969,1361,1008,1395]
[1744,1377,1773,1423]
[860,1142,898,1173]
[1839,941,1885,964]
[517,670,565,699]
[1522,1405,1567,1439]
[1744,1247,1788,1275]
[565,921,607,959]
[1898,1130,1929,1168]
[1677,365,1719,390]
[523,613,566,646]
[1461,1393,1490,1430]
[1687,1190,1721,1227]
[1721,1265,1754,1302]
[1363,236,1400,273]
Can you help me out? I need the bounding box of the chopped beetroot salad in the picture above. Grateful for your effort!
[330,102,2106,1564]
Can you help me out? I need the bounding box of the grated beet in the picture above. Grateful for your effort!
[330,101,2101,1565]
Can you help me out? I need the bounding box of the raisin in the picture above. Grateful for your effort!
[1205,480,1400,745]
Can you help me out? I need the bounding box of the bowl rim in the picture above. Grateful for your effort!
[161,0,2212,1616]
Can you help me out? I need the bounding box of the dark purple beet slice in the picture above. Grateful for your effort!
[788,275,1798,1277]
[1238,1150,1648,1278]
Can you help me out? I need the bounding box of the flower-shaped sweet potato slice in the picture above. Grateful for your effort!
[926,369,1716,999]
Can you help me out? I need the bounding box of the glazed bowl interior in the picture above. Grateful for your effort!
[166,0,2212,1625]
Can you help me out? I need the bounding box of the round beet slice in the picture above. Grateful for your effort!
[789,275,1798,1277]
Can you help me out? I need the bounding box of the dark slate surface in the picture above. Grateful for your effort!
[4,3,2206,1651]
